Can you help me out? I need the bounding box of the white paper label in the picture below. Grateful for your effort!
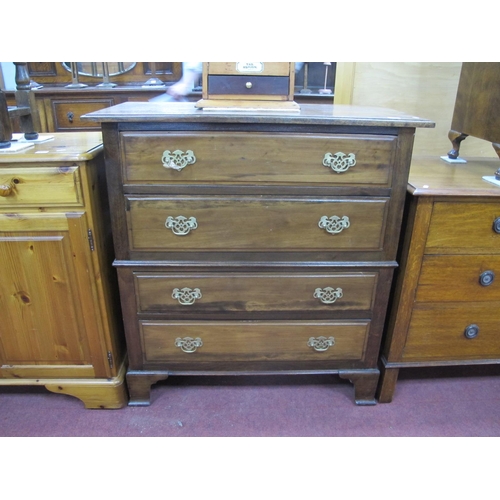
[236,62,264,73]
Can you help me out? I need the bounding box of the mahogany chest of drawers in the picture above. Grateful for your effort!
[378,157,500,402]
[83,102,433,406]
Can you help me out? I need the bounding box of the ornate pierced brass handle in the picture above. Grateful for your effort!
[313,287,343,304]
[464,324,479,339]
[307,336,335,352]
[318,215,350,234]
[165,216,198,236]
[175,337,203,353]
[162,149,196,171]
[172,287,202,305]
[323,152,356,173]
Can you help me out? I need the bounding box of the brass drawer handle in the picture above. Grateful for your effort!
[162,149,196,171]
[323,152,356,173]
[313,287,343,304]
[493,217,500,234]
[172,287,202,305]
[165,216,198,235]
[479,270,495,286]
[318,215,350,234]
[175,337,203,353]
[464,324,479,339]
[307,336,335,352]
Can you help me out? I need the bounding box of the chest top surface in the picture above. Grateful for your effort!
[81,102,435,129]
[0,132,103,164]
[408,156,500,197]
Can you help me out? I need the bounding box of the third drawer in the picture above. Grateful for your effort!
[134,271,379,314]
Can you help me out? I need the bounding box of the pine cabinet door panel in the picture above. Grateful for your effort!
[0,212,99,376]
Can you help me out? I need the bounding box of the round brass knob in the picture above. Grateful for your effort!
[464,324,479,339]
[245,82,252,89]
[479,270,495,286]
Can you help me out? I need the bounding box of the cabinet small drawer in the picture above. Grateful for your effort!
[403,303,500,361]
[53,100,114,130]
[0,166,83,207]
[126,196,388,252]
[120,132,396,187]
[208,75,289,97]
[207,62,291,76]
[140,320,370,363]
[134,272,378,313]
[426,202,500,254]
[415,255,500,303]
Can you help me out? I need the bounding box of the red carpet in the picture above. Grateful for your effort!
[1,365,499,437]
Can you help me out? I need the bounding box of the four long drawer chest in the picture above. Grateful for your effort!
[83,102,433,405]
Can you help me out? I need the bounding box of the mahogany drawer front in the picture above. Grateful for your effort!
[134,272,378,313]
[0,166,83,207]
[426,202,500,254]
[402,303,500,361]
[53,100,114,130]
[140,320,370,363]
[126,196,388,252]
[415,255,500,303]
[120,132,395,187]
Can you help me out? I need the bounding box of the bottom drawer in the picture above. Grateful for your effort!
[403,303,500,361]
[140,320,370,364]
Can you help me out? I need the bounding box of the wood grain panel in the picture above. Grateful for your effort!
[121,132,395,187]
[416,255,500,302]
[127,196,388,252]
[426,201,500,254]
[0,166,82,207]
[403,303,500,361]
[0,217,91,366]
[140,320,370,363]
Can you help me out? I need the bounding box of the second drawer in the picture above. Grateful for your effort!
[134,272,378,314]
[126,196,389,252]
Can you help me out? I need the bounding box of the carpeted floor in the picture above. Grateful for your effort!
[1,365,499,437]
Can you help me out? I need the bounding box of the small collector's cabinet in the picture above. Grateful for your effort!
[0,132,126,408]
[378,157,500,402]
[83,102,433,406]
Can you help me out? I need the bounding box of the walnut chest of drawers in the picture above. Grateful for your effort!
[83,102,433,406]
[378,157,500,402]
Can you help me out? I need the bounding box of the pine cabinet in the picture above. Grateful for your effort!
[0,132,126,408]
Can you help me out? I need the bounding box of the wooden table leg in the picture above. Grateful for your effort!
[447,130,469,159]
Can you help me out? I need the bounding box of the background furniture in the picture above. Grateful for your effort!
[0,132,126,408]
[0,63,40,148]
[447,62,500,164]
[83,101,432,406]
[3,63,335,133]
[378,156,500,402]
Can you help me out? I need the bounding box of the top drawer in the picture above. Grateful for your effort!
[426,201,500,254]
[0,165,83,207]
[120,132,396,188]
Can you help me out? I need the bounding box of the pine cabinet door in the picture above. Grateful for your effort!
[0,211,109,379]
